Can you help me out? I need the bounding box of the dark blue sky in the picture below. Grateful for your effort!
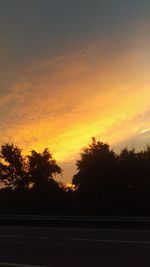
[0,0,150,72]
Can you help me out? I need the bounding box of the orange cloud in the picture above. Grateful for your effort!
[0,29,150,182]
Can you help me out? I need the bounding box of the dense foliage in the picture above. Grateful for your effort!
[73,139,150,215]
[0,139,150,215]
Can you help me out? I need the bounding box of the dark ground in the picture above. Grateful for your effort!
[0,226,150,266]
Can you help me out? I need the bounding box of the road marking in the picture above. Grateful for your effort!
[0,263,48,267]
[0,234,49,240]
[1,225,150,233]
[69,238,150,245]
[41,227,150,233]
[1,234,150,245]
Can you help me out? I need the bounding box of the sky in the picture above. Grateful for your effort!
[0,0,150,183]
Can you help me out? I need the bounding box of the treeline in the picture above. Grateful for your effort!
[0,139,150,215]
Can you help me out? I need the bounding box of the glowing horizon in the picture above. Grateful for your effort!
[1,1,150,182]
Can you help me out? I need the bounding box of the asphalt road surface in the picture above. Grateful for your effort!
[0,226,150,266]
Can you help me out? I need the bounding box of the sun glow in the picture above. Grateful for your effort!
[1,30,150,182]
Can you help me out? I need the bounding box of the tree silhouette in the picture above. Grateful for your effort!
[73,138,117,214]
[72,139,150,215]
[27,148,62,191]
[0,144,63,214]
[1,140,150,215]
[114,146,150,215]
[0,145,62,192]
[0,144,27,190]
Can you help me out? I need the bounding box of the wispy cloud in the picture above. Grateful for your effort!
[0,25,150,183]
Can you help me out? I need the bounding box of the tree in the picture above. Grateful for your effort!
[0,144,27,190]
[0,144,62,192]
[73,138,116,187]
[27,148,62,191]
[72,138,117,214]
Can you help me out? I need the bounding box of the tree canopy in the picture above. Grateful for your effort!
[72,139,150,215]
[0,144,61,191]
[0,139,150,215]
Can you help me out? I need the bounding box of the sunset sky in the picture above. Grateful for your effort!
[1,1,150,183]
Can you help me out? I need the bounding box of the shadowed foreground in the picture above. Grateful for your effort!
[1,141,150,216]
[0,227,150,266]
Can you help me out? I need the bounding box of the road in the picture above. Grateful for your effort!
[0,227,150,266]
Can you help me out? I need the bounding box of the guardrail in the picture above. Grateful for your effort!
[0,215,150,229]
[0,215,150,221]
